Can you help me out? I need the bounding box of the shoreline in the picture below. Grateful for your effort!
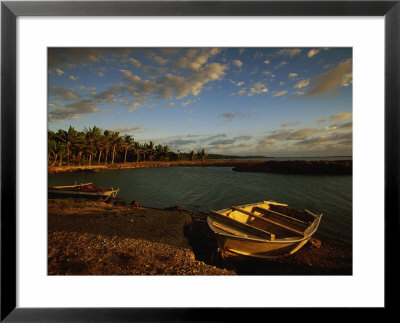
[48,159,352,175]
[48,199,352,275]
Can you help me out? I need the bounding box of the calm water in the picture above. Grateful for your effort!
[48,166,352,246]
[233,156,352,161]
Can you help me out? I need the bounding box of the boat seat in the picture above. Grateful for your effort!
[231,206,306,237]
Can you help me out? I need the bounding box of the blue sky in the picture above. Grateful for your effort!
[48,47,352,157]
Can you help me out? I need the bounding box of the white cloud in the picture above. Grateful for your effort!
[272,90,288,97]
[174,48,222,71]
[275,61,288,69]
[276,48,301,57]
[281,121,299,127]
[181,99,194,107]
[236,87,247,96]
[128,102,141,112]
[306,59,353,97]
[256,138,276,151]
[267,128,317,141]
[107,126,146,134]
[153,56,168,65]
[218,111,246,121]
[49,85,80,101]
[294,79,310,89]
[239,143,252,148]
[232,60,243,68]
[248,82,268,96]
[329,112,352,121]
[307,49,320,58]
[55,68,64,76]
[129,58,142,68]
[263,71,275,78]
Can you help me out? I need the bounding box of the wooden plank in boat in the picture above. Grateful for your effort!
[269,204,316,222]
[210,210,275,241]
[231,206,305,236]
[255,206,309,224]
[210,221,250,238]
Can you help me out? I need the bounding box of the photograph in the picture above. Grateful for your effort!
[47,47,353,276]
[47,47,352,275]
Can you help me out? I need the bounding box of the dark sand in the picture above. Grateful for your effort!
[48,199,352,275]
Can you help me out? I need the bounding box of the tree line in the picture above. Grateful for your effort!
[48,126,208,166]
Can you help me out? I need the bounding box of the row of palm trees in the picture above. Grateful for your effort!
[48,126,209,167]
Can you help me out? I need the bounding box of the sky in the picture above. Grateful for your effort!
[48,47,352,157]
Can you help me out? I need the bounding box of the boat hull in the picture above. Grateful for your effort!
[212,230,311,258]
[48,190,117,198]
[48,188,119,201]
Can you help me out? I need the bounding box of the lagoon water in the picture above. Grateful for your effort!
[48,166,352,246]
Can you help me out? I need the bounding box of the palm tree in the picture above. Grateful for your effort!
[140,143,147,161]
[73,131,86,166]
[102,130,111,165]
[110,131,122,165]
[96,134,106,165]
[145,141,155,161]
[48,138,65,167]
[163,145,170,161]
[155,144,164,161]
[122,135,134,164]
[48,130,57,165]
[189,150,196,161]
[197,148,208,161]
[84,126,101,166]
[61,129,86,166]
[56,126,79,166]
[131,142,142,163]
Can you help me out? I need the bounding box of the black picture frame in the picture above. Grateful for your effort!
[1,1,398,321]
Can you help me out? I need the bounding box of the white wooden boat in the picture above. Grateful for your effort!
[207,201,322,259]
[48,182,119,202]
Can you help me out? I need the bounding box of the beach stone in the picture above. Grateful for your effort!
[130,200,140,208]
[309,238,322,248]
[165,205,185,212]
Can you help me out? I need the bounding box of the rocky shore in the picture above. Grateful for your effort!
[48,160,257,174]
[48,159,352,175]
[48,199,352,275]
